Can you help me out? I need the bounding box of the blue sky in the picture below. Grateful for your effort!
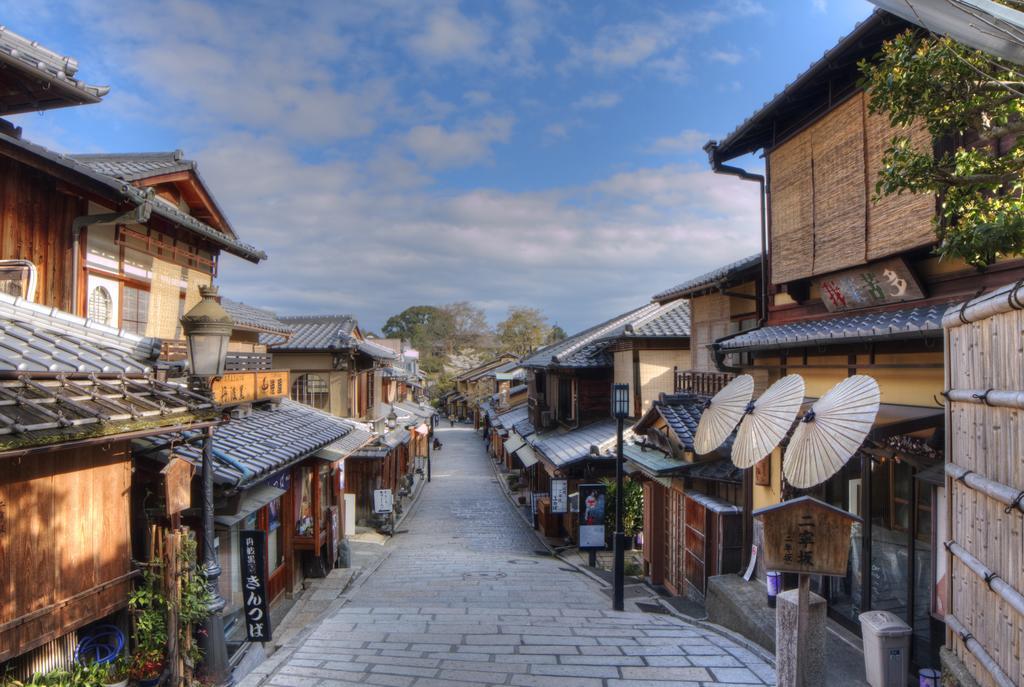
[4,0,873,334]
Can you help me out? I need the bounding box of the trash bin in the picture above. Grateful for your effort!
[858,610,912,687]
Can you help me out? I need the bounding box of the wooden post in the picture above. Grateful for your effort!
[796,573,810,687]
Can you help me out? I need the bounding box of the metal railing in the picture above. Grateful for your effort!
[674,368,735,396]
[225,351,273,371]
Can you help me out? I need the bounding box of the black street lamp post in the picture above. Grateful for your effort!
[181,285,234,686]
[611,383,629,612]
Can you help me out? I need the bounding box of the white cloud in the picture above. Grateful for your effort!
[572,91,622,109]
[647,129,710,154]
[404,115,515,169]
[812,0,828,12]
[709,49,743,65]
[464,90,494,106]
[407,5,490,64]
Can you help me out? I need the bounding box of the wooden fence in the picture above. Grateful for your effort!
[942,281,1024,687]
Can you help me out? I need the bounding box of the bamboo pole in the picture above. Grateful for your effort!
[945,388,1024,410]
[946,540,1024,617]
[946,463,1024,515]
[941,281,1024,328]
[946,613,1016,687]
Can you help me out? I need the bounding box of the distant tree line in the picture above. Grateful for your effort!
[381,303,567,377]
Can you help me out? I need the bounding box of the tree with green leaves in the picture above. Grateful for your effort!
[547,324,567,344]
[381,305,442,349]
[860,29,1024,267]
[496,306,549,356]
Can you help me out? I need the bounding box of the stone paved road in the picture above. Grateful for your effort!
[256,425,776,687]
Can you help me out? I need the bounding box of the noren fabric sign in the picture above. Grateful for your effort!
[240,529,272,642]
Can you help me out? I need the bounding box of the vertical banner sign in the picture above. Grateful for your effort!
[240,530,272,642]
[373,489,394,514]
[550,479,568,514]
[578,483,607,551]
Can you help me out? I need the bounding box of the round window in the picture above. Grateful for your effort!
[88,286,113,325]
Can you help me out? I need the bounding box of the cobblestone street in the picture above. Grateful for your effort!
[254,426,777,687]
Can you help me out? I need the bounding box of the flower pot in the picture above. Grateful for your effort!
[137,678,160,687]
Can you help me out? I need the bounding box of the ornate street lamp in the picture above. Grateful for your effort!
[181,285,233,686]
[611,383,629,612]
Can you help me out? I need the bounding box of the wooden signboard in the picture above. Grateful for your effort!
[753,496,861,577]
[212,370,289,406]
[754,457,771,486]
[161,456,194,517]
[815,257,924,313]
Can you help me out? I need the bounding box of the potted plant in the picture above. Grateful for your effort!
[128,650,165,687]
[99,658,129,687]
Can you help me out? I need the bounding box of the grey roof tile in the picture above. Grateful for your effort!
[718,303,948,352]
[513,416,535,437]
[625,299,691,338]
[653,254,761,302]
[0,292,159,374]
[72,151,193,182]
[529,419,619,469]
[521,302,663,369]
[147,398,363,486]
[495,405,528,431]
[0,26,108,113]
[222,298,292,336]
[266,315,355,350]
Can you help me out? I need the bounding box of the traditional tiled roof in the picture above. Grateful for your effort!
[222,298,292,336]
[717,303,947,352]
[653,254,761,302]
[513,416,535,438]
[0,292,160,374]
[0,26,109,113]
[0,132,265,262]
[620,299,691,338]
[72,151,193,181]
[655,395,703,451]
[317,427,374,460]
[624,444,741,484]
[350,427,410,459]
[529,419,619,469]
[357,339,398,360]
[266,315,355,350]
[141,399,364,487]
[521,303,662,369]
[394,401,434,421]
[495,405,528,431]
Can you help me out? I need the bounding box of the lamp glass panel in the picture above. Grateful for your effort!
[187,332,229,377]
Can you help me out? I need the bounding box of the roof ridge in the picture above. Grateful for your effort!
[278,314,354,322]
[71,150,188,161]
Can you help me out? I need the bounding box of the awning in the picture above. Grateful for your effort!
[625,461,673,489]
[515,443,540,468]
[504,433,526,455]
[215,484,286,527]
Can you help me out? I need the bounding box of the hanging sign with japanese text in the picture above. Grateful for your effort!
[239,529,272,642]
[814,257,924,313]
[373,489,394,514]
[550,479,568,514]
[578,483,607,551]
[211,370,289,406]
[753,497,861,577]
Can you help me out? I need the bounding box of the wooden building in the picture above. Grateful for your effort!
[0,294,218,676]
[702,8,1024,669]
[518,299,691,539]
[447,353,518,421]
[134,398,371,662]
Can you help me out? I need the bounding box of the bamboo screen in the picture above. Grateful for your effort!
[943,284,1024,687]
[769,126,814,284]
[768,91,936,286]
[145,259,184,340]
[865,107,935,260]
[809,95,866,275]
[691,293,730,372]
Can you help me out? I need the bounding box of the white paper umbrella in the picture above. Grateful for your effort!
[694,375,754,455]
[731,374,806,469]
[784,375,881,489]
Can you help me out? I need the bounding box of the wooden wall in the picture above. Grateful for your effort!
[0,443,132,662]
[946,302,1024,686]
[0,156,86,311]
[768,92,934,285]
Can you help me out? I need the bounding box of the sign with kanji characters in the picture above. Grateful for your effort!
[753,496,861,576]
[550,479,568,514]
[239,529,272,642]
[373,489,393,514]
[814,257,924,313]
[211,370,289,406]
[578,483,607,551]
[161,456,194,516]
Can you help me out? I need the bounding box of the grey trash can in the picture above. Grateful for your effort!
[858,610,912,687]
